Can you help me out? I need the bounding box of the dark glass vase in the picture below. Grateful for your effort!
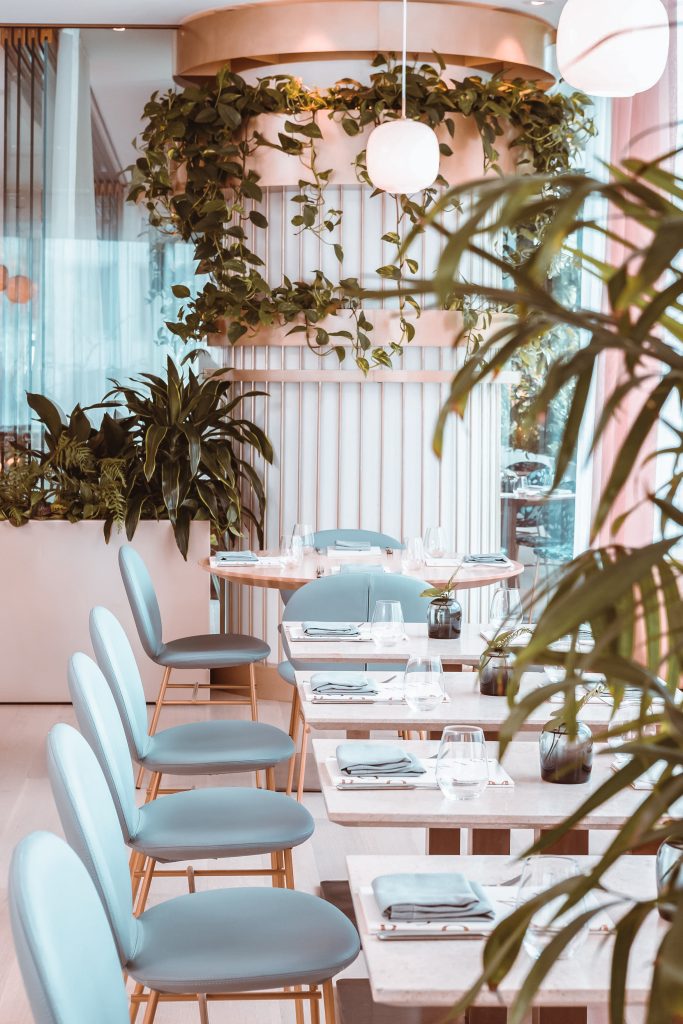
[427,596,462,639]
[539,722,593,784]
[656,840,683,922]
[479,655,512,696]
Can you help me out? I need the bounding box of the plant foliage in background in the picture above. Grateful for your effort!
[0,356,272,558]
[129,54,594,372]
[402,152,683,1021]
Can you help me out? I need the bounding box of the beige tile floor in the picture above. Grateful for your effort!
[0,698,617,1024]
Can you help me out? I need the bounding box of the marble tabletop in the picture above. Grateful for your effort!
[347,854,658,1009]
[313,738,646,832]
[296,669,616,734]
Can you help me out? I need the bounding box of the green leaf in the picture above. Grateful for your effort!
[143,424,167,480]
[171,284,191,298]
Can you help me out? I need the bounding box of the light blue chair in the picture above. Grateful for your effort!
[280,571,431,798]
[9,832,131,1024]
[119,545,270,786]
[46,724,360,1024]
[68,651,314,911]
[90,606,294,801]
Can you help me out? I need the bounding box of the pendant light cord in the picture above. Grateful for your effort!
[401,0,407,119]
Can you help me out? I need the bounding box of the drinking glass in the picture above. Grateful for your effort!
[514,474,529,494]
[436,725,489,800]
[280,534,303,566]
[489,587,523,630]
[292,523,315,554]
[403,656,444,712]
[401,536,424,571]
[370,600,405,647]
[424,526,448,558]
[516,856,588,960]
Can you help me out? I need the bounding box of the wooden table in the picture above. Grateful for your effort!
[501,491,575,562]
[313,738,645,856]
[346,853,658,1022]
[296,669,616,737]
[201,550,523,593]
[284,621,490,667]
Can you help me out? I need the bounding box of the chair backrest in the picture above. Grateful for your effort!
[9,832,130,1024]
[89,606,150,760]
[67,651,141,841]
[313,528,402,550]
[118,545,163,659]
[46,724,139,965]
[282,572,371,624]
[369,572,432,623]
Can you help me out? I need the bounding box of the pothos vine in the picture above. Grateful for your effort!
[129,54,595,372]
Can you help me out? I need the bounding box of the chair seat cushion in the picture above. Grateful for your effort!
[141,720,294,774]
[132,787,314,862]
[130,887,359,993]
[277,660,363,686]
[158,633,270,669]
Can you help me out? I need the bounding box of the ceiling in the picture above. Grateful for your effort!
[2,0,566,27]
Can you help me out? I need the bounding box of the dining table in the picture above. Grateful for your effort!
[200,551,524,630]
[345,853,659,1024]
[501,489,575,562]
[312,737,650,857]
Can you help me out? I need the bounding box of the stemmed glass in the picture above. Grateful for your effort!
[280,534,303,566]
[292,523,315,554]
[424,526,448,559]
[403,656,444,712]
[516,856,588,960]
[436,725,489,800]
[514,474,529,495]
[401,536,424,571]
[489,587,523,630]
[370,600,404,647]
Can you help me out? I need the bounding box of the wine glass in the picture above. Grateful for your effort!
[280,533,303,566]
[370,600,404,647]
[403,655,444,712]
[516,856,587,960]
[292,523,315,554]
[401,536,424,571]
[424,526,448,559]
[436,725,489,800]
[514,474,529,495]
[489,587,523,630]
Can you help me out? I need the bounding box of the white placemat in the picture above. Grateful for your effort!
[284,623,373,644]
[327,757,514,790]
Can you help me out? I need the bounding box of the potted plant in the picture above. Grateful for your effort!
[538,684,602,784]
[421,571,462,639]
[478,626,532,696]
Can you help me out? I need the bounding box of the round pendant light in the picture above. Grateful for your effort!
[557,0,670,98]
[366,0,440,194]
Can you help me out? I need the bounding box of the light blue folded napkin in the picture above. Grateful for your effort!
[372,873,495,922]
[336,742,426,776]
[302,621,361,637]
[215,550,258,562]
[310,673,378,695]
[464,553,508,564]
[334,539,371,550]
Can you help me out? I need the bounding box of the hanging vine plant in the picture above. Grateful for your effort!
[129,54,595,372]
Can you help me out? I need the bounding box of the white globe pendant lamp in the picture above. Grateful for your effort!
[556,0,670,98]
[365,0,440,194]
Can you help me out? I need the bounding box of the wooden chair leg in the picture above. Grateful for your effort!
[322,980,337,1024]
[297,724,310,802]
[134,857,157,916]
[144,771,162,805]
[198,993,209,1024]
[284,846,295,889]
[287,695,303,797]
[141,990,160,1024]
[310,986,321,1024]
[136,666,171,789]
[294,987,305,1024]
[129,983,144,1024]
[271,850,283,888]
[249,662,259,721]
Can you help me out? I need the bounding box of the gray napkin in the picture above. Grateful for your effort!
[464,553,508,564]
[336,742,426,776]
[311,673,378,695]
[216,550,258,562]
[372,873,495,922]
[334,539,371,550]
[303,621,361,637]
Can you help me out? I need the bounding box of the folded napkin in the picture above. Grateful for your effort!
[372,873,495,922]
[334,539,371,550]
[336,742,426,776]
[215,550,258,563]
[464,553,509,565]
[302,621,361,637]
[310,673,377,695]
